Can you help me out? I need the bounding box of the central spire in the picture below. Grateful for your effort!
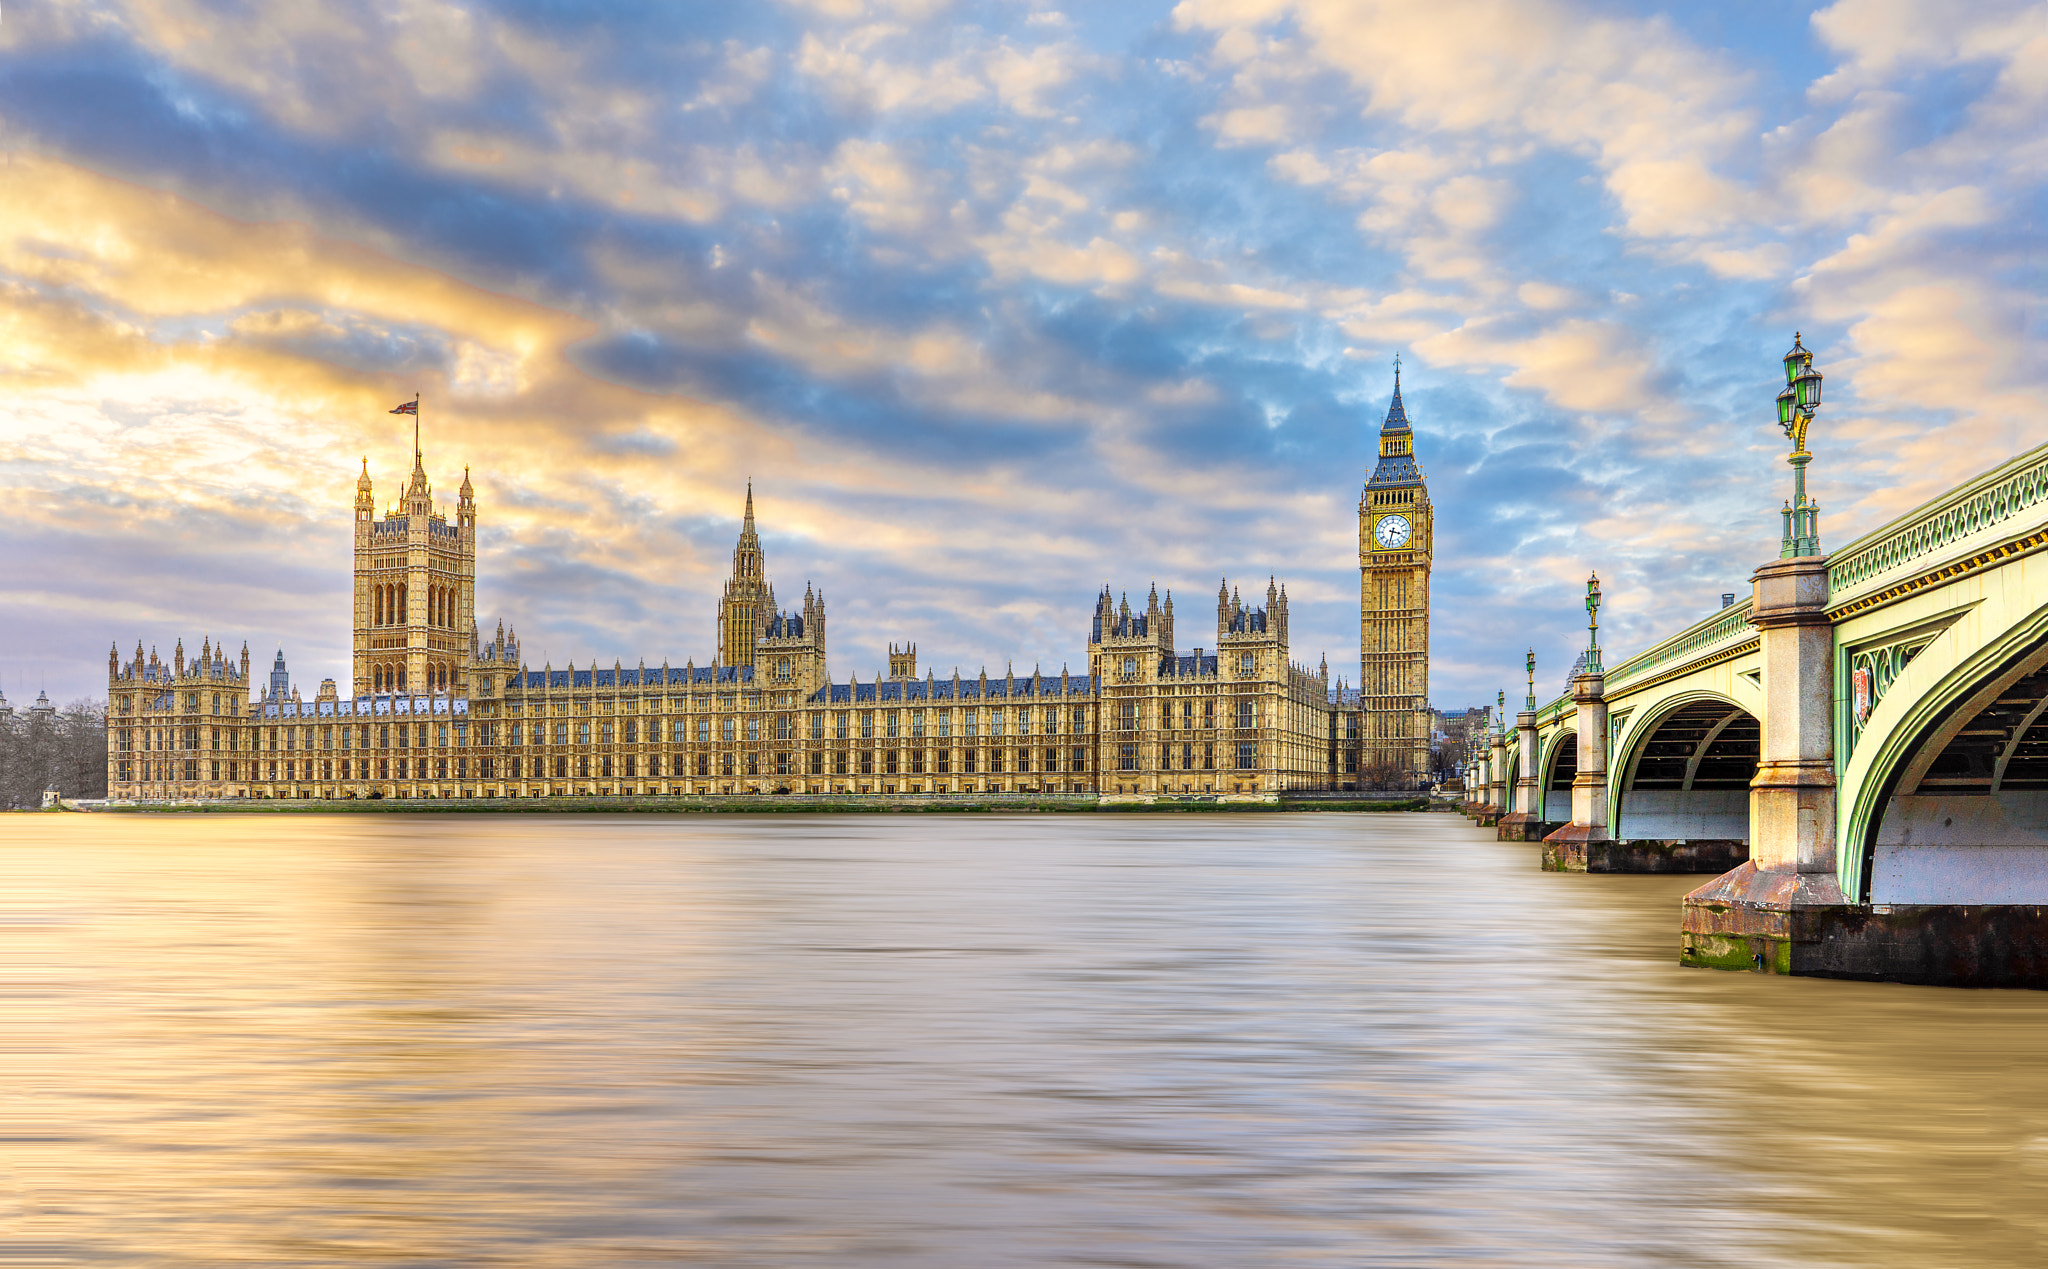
[719,482,773,669]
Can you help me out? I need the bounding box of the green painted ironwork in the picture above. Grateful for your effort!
[1828,443,2048,596]
[1842,637,1924,761]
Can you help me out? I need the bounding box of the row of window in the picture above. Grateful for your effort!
[125,747,1101,785]
[1114,653,1261,677]
[369,663,457,694]
[125,706,1113,753]
[1116,742,1258,771]
[117,693,237,716]
[368,581,463,629]
[1111,701,1259,730]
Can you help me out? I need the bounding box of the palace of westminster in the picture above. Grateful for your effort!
[106,377,1437,802]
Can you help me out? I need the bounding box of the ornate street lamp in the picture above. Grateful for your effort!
[1496,689,1507,736]
[1776,332,1825,558]
[1524,649,1536,712]
[1584,572,1602,675]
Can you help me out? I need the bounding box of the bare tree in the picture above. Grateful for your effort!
[1359,755,1416,791]
[0,698,107,808]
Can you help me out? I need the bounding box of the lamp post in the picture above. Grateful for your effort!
[1584,572,1602,674]
[1524,648,1536,712]
[1776,332,1825,558]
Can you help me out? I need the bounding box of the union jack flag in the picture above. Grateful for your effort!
[390,400,418,415]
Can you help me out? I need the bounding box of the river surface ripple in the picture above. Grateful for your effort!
[8,812,2048,1266]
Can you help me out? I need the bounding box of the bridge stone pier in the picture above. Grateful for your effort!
[1502,438,2048,985]
[1495,705,1549,840]
[1462,719,1505,825]
[1487,724,1508,825]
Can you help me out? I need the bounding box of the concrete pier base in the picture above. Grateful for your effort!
[1544,836,1746,873]
[1680,862,2048,987]
[1496,812,1559,842]
[1472,804,1501,827]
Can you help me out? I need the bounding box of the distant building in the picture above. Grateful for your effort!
[106,377,1452,802]
[1432,706,1492,775]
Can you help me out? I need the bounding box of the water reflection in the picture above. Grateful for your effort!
[8,812,2048,1265]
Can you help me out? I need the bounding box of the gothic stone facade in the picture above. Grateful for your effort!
[1359,371,1433,781]
[106,385,1445,803]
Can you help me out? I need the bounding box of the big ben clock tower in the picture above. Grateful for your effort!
[1359,361,1433,785]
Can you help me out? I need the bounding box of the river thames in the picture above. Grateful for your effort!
[10,811,2048,1265]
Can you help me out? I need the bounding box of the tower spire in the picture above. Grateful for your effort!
[719,481,771,670]
[1381,359,1410,435]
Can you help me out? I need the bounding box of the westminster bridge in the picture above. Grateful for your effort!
[1464,370,2048,987]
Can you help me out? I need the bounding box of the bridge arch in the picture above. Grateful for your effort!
[1539,727,1576,824]
[1842,589,2048,903]
[1609,692,1757,842]
[1501,737,1525,811]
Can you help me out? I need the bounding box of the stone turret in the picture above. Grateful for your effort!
[758,578,827,695]
[888,642,917,680]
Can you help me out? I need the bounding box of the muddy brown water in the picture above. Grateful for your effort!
[8,812,2048,1265]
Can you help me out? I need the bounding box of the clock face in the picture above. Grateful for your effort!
[1374,514,1412,549]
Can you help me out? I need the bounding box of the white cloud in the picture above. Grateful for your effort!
[796,26,989,113]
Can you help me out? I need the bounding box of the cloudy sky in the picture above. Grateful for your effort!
[2,0,2042,710]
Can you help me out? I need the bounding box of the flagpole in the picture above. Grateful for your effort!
[413,392,421,459]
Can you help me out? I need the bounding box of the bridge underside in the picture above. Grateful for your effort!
[1544,733,1574,823]
[1870,665,2048,904]
[1544,702,1755,873]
